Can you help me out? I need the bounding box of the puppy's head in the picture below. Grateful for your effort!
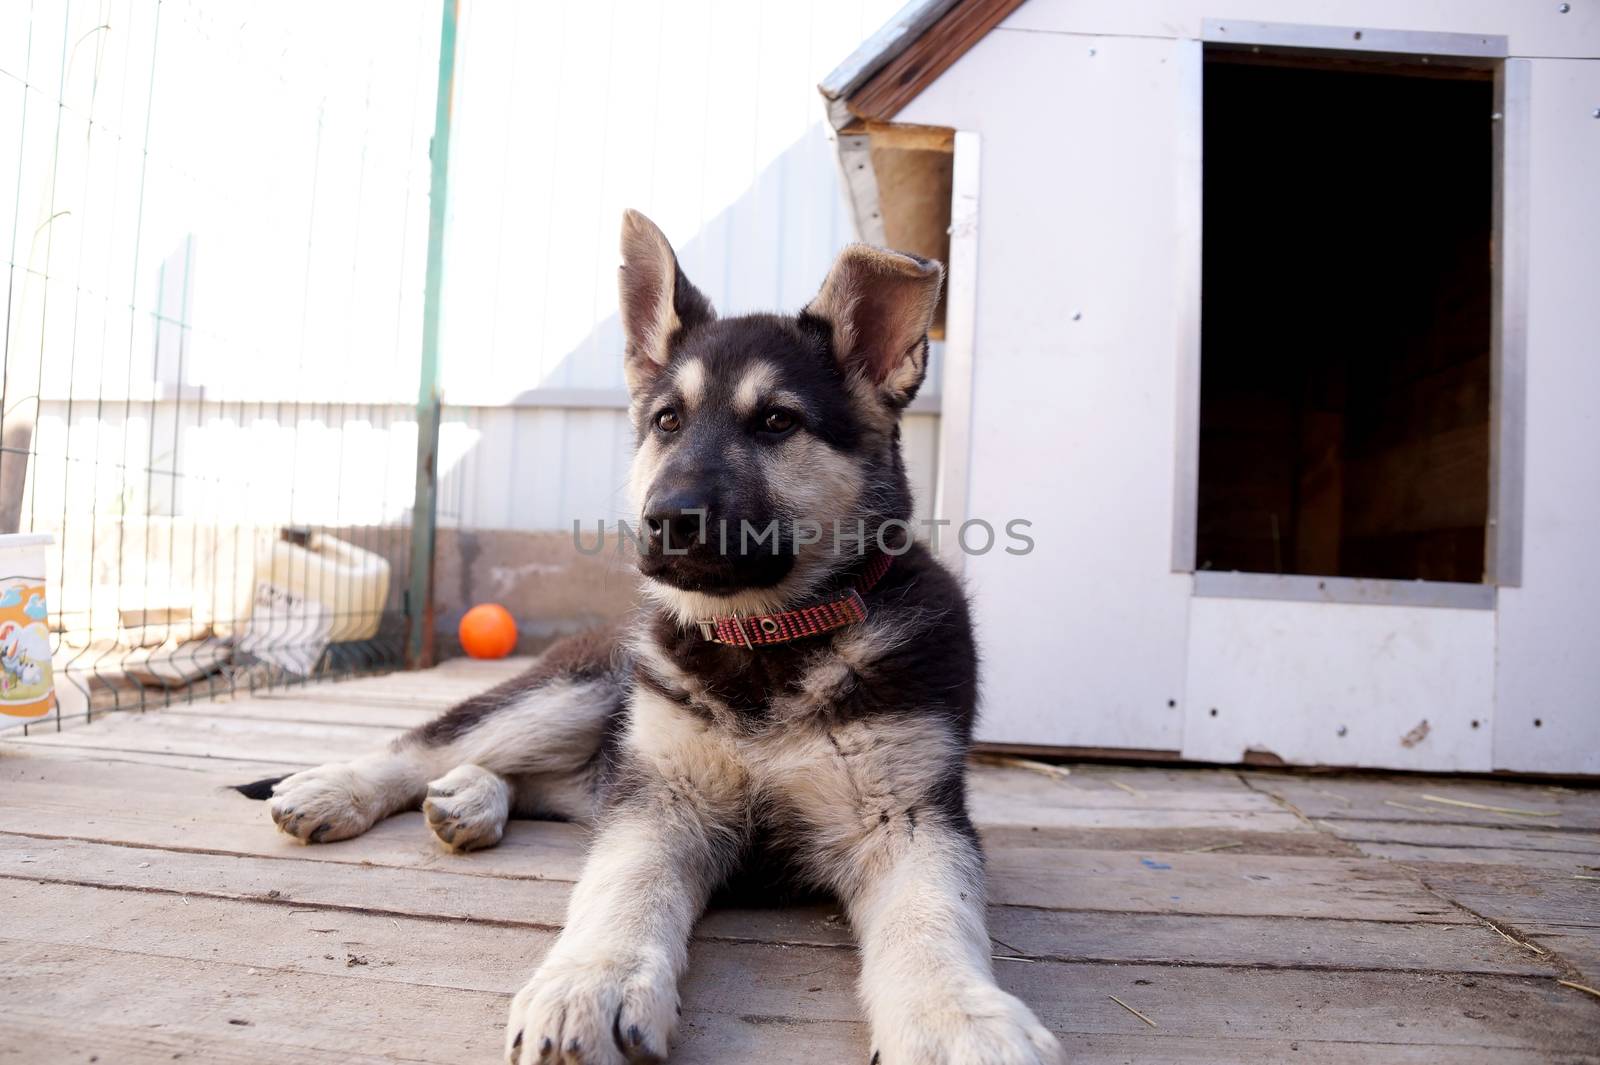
[618,209,942,624]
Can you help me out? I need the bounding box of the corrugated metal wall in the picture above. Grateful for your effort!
[13,1,438,534]
[14,0,933,542]
[432,0,940,533]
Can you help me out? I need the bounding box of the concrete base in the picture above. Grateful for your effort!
[431,528,638,658]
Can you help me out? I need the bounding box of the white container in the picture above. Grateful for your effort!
[240,531,391,676]
[0,532,55,719]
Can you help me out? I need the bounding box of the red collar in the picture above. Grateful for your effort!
[696,552,894,647]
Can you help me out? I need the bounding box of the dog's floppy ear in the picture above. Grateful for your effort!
[803,244,943,406]
[618,209,715,393]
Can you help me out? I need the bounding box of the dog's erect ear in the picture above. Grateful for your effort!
[618,209,714,394]
[803,244,943,405]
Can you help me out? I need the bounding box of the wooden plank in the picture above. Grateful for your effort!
[0,746,1468,922]
[2,837,1556,976]
[1252,774,1600,831]
[1013,964,1598,1053]
[3,1013,1581,1065]
[10,710,391,765]
[13,718,1290,812]
[1027,763,1264,794]
[244,682,492,707]
[3,891,1595,1057]
[0,765,1454,922]
[1,737,1294,821]
[0,1015,406,1065]
[982,905,1547,975]
[864,119,955,152]
[979,806,1308,832]
[970,765,1308,832]
[0,755,1357,889]
[0,793,594,884]
[1352,841,1600,873]
[819,0,958,104]
[1318,817,1600,855]
[848,0,1028,123]
[0,753,597,882]
[243,688,474,709]
[0,878,759,994]
[0,832,575,928]
[1521,924,1600,986]
[424,655,535,678]
[1407,861,1600,930]
[237,659,528,708]
[1044,1038,1596,1065]
[161,696,439,731]
[972,764,1286,809]
[0,740,298,777]
[986,849,1470,924]
[983,824,1359,858]
[977,741,1186,763]
[0,943,516,1065]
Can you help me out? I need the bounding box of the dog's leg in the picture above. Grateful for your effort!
[839,819,1065,1065]
[266,743,440,844]
[268,630,623,845]
[505,702,745,1064]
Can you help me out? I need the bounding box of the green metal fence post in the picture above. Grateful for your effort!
[407,0,459,670]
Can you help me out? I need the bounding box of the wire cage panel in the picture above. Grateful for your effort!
[2,1,441,729]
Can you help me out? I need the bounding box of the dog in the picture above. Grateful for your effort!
[247,211,1065,1065]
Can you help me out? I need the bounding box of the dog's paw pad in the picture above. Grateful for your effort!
[424,764,511,853]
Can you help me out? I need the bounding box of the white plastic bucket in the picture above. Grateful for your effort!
[0,533,55,719]
[240,531,390,675]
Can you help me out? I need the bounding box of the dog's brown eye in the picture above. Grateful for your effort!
[655,409,680,433]
[761,409,796,434]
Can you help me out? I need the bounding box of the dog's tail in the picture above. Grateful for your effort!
[230,774,290,801]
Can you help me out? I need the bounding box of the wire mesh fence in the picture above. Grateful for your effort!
[1,0,442,730]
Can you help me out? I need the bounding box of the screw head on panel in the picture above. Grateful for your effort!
[1558,3,1570,13]
[1336,725,1348,737]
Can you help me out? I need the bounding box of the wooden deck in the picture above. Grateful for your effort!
[3,659,1597,1063]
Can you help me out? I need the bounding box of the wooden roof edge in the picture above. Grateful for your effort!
[818,0,961,128]
[820,0,1027,129]
[822,0,1009,243]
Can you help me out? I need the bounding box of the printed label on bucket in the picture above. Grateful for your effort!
[239,581,334,678]
[0,577,53,717]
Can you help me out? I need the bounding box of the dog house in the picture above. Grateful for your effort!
[823,1,1600,774]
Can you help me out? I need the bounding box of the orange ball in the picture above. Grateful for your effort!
[458,603,517,659]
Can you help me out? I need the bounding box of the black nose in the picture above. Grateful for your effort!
[644,491,711,551]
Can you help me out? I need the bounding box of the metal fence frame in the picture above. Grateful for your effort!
[1,0,455,732]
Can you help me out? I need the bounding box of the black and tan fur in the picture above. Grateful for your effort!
[251,211,1063,1065]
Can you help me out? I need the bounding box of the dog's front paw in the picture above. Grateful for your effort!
[505,954,676,1065]
[268,763,382,843]
[873,983,1064,1065]
[424,763,510,851]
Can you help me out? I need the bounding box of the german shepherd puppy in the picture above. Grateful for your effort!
[256,211,1064,1065]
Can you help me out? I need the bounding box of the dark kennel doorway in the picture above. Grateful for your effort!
[1196,48,1496,584]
